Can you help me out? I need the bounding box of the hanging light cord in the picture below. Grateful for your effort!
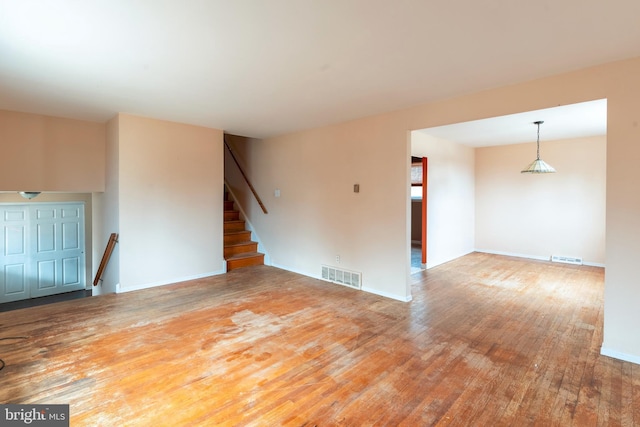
[536,122,541,160]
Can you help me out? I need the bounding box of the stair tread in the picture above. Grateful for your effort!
[224,230,250,235]
[225,240,257,247]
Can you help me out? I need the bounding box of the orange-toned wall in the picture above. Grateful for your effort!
[0,109,105,192]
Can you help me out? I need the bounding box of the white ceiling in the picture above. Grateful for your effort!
[417,99,607,147]
[0,1,638,139]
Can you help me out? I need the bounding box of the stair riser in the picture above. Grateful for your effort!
[224,211,240,221]
[224,200,234,210]
[224,243,258,258]
[227,254,265,271]
[224,232,252,245]
[224,221,246,232]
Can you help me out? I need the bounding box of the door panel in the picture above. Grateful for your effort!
[62,221,80,250]
[62,257,80,285]
[35,259,57,291]
[30,204,85,298]
[4,264,27,296]
[32,211,58,296]
[59,207,84,291]
[1,207,29,303]
[37,222,56,252]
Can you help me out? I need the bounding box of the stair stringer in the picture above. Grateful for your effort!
[224,181,272,267]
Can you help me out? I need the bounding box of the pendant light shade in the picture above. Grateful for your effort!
[521,121,556,174]
[521,158,556,173]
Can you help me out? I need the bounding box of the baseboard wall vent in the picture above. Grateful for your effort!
[551,255,583,265]
[321,265,362,289]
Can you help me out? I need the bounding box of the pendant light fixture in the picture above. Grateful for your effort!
[521,120,556,173]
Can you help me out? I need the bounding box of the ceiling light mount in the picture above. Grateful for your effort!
[521,120,556,174]
[19,191,41,199]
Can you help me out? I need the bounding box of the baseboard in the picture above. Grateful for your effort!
[583,261,606,268]
[118,269,226,293]
[474,249,550,262]
[426,250,474,270]
[270,263,308,277]
[271,263,412,302]
[475,249,606,268]
[361,286,413,302]
[601,347,640,365]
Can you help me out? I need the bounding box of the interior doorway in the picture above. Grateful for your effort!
[410,157,426,273]
[409,99,606,272]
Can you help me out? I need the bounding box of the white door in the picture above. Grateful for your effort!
[0,203,86,303]
[0,206,30,303]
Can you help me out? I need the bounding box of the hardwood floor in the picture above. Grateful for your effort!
[0,253,637,425]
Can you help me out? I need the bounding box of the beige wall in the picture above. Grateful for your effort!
[0,109,105,192]
[226,124,412,301]
[116,114,225,291]
[411,132,475,268]
[92,115,121,295]
[475,136,606,265]
[235,56,640,363]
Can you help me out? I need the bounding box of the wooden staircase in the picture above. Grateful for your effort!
[224,192,264,271]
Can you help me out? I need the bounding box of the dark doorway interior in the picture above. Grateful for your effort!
[0,290,91,313]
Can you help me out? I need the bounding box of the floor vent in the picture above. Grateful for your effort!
[321,265,362,289]
[551,255,583,265]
